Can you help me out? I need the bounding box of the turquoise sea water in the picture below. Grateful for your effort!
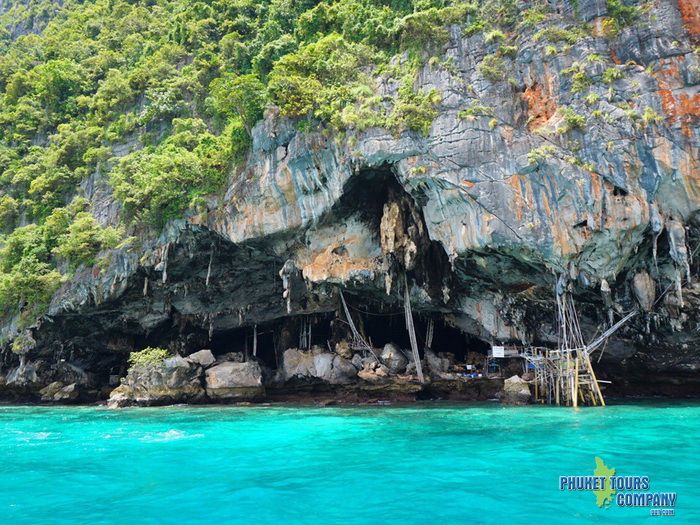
[0,401,698,524]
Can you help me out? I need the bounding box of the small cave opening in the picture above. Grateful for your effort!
[326,163,454,302]
[324,164,403,231]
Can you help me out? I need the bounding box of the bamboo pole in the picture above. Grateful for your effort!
[425,319,434,351]
[573,356,579,408]
[584,351,606,406]
[253,324,258,357]
[403,274,425,384]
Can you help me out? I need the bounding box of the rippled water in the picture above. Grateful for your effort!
[0,401,698,524]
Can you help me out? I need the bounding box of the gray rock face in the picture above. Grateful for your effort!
[633,271,657,312]
[501,375,532,406]
[205,361,264,400]
[108,358,204,408]
[3,1,699,397]
[425,350,451,375]
[39,381,79,402]
[379,344,408,374]
[186,349,216,368]
[6,362,39,387]
[281,348,358,384]
[4,360,90,399]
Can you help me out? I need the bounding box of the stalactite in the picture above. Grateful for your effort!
[161,243,170,284]
[600,278,614,325]
[205,245,214,288]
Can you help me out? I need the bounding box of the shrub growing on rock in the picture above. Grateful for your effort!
[128,347,170,369]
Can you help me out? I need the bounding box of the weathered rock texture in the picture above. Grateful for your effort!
[2,0,699,401]
[501,375,533,405]
[205,361,265,400]
[108,357,204,407]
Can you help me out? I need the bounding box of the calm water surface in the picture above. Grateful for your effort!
[0,401,698,524]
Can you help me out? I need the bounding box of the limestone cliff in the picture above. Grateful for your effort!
[1,0,699,400]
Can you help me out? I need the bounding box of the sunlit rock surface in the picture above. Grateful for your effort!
[2,0,699,400]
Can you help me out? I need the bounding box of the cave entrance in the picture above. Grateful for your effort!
[361,313,488,362]
[210,324,278,369]
[209,313,337,369]
[331,164,453,299]
[338,292,489,363]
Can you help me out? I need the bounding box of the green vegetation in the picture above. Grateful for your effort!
[601,0,644,37]
[128,347,170,369]
[0,0,623,326]
[0,196,119,318]
[606,0,642,27]
[562,62,591,94]
[533,25,587,45]
[0,0,485,323]
[602,67,624,84]
[479,53,506,82]
[10,331,35,355]
[458,103,494,119]
[557,107,587,133]
[642,106,662,126]
[519,8,548,29]
[527,144,557,166]
[484,29,506,44]
[584,92,600,105]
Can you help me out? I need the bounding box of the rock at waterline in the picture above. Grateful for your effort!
[281,348,358,384]
[205,361,265,400]
[500,375,532,405]
[40,381,79,402]
[107,357,204,408]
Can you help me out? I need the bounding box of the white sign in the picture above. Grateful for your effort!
[492,345,505,358]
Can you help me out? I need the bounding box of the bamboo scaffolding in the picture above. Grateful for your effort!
[522,290,636,407]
